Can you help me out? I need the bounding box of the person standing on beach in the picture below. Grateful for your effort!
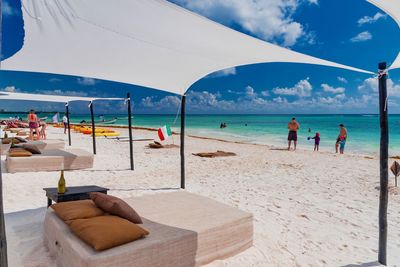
[335,124,348,154]
[312,132,320,151]
[62,114,68,134]
[27,109,39,140]
[287,117,300,151]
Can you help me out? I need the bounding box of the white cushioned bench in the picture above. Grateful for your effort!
[44,191,253,267]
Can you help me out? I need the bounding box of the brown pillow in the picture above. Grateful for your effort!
[9,148,32,157]
[22,144,41,154]
[69,215,149,251]
[51,200,104,222]
[89,193,143,224]
[15,137,27,143]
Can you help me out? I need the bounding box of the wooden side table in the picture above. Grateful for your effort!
[43,185,109,207]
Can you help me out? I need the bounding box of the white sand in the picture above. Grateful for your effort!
[2,126,400,266]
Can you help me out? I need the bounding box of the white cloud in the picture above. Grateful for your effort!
[350,31,372,43]
[358,77,400,97]
[206,67,237,78]
[138,86,380,114]
[171,0,315,47]
[3,1,15,16]
[140,96,182,111]
[261,90,270,97]
[337,77,348,83]
[321,83,345,94]
[358,12,387,26]
[36,89,89,97]
[3,86,18,92]
[77,77,97,86]
[272,78,312,97]
[307,0,318,4]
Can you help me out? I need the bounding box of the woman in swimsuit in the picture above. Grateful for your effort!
[28,109,39,140]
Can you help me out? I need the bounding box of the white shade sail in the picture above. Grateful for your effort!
[0,91,125,103]
[367,0,400,70]
[1,0,373,96]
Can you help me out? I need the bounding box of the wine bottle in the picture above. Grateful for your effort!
[4,131,8,139]
[58,170,66,194]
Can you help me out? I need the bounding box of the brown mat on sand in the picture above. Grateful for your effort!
[148,142,179,149]
[193,150,236,158]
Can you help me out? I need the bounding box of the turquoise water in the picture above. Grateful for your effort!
[2,113,400,155]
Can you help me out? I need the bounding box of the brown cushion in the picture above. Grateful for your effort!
[8,148,32,157]
[51,200,104,222]
[22,144,41,154]
[89,193,143,224]
[69,215,149,251]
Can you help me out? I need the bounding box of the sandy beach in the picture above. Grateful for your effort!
[2,125,400,266]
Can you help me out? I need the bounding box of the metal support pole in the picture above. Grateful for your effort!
[180,95,186,189]
[0,0,8,264]
[89,102,97,155]
[127,93,134,170]
[65,103,71,146]
[378,62,388,265]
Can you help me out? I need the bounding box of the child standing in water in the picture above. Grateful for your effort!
[312,132,320,151]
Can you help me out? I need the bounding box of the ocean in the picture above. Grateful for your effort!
[2,113,400,156]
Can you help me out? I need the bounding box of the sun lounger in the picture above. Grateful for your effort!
[6,148,93,173]
[44,191,253,267]
[1,139,65,155]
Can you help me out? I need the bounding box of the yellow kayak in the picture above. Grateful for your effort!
[81,128,114,134]
[95,132,120,137]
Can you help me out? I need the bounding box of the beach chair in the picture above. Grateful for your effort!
[44,191,253,267]
[6,148,93,173]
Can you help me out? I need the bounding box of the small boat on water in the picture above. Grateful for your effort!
[98,118,117,124]
[79,118,118,125]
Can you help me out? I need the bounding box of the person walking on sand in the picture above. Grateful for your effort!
[335,124,348,154]
[287,117,300,151]
[27,109,39,140]
[62,114,68,134]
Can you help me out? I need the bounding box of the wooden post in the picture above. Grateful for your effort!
[65,103,71,146]
[378,62,388,265]
[89,101,97,155]
[127,93,134,170]
[180,95,186,189]
[0,0,8,264]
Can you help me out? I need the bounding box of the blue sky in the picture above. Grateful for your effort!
[1,0,400,114]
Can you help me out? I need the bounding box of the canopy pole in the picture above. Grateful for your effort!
[180,95,186,189]
[127,93,134,170]
[378,62,388,265]
[89,102,97,155]
[65,103,71,146]
[0,0,8,265]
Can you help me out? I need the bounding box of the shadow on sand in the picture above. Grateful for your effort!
[341,261,382,267]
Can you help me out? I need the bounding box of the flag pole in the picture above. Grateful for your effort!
[89,101,97,154]
[0,0,8,264]
[180,95,186,189]
[378,62,388,265]
[65,103,71,146]
[127,93,134,170]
